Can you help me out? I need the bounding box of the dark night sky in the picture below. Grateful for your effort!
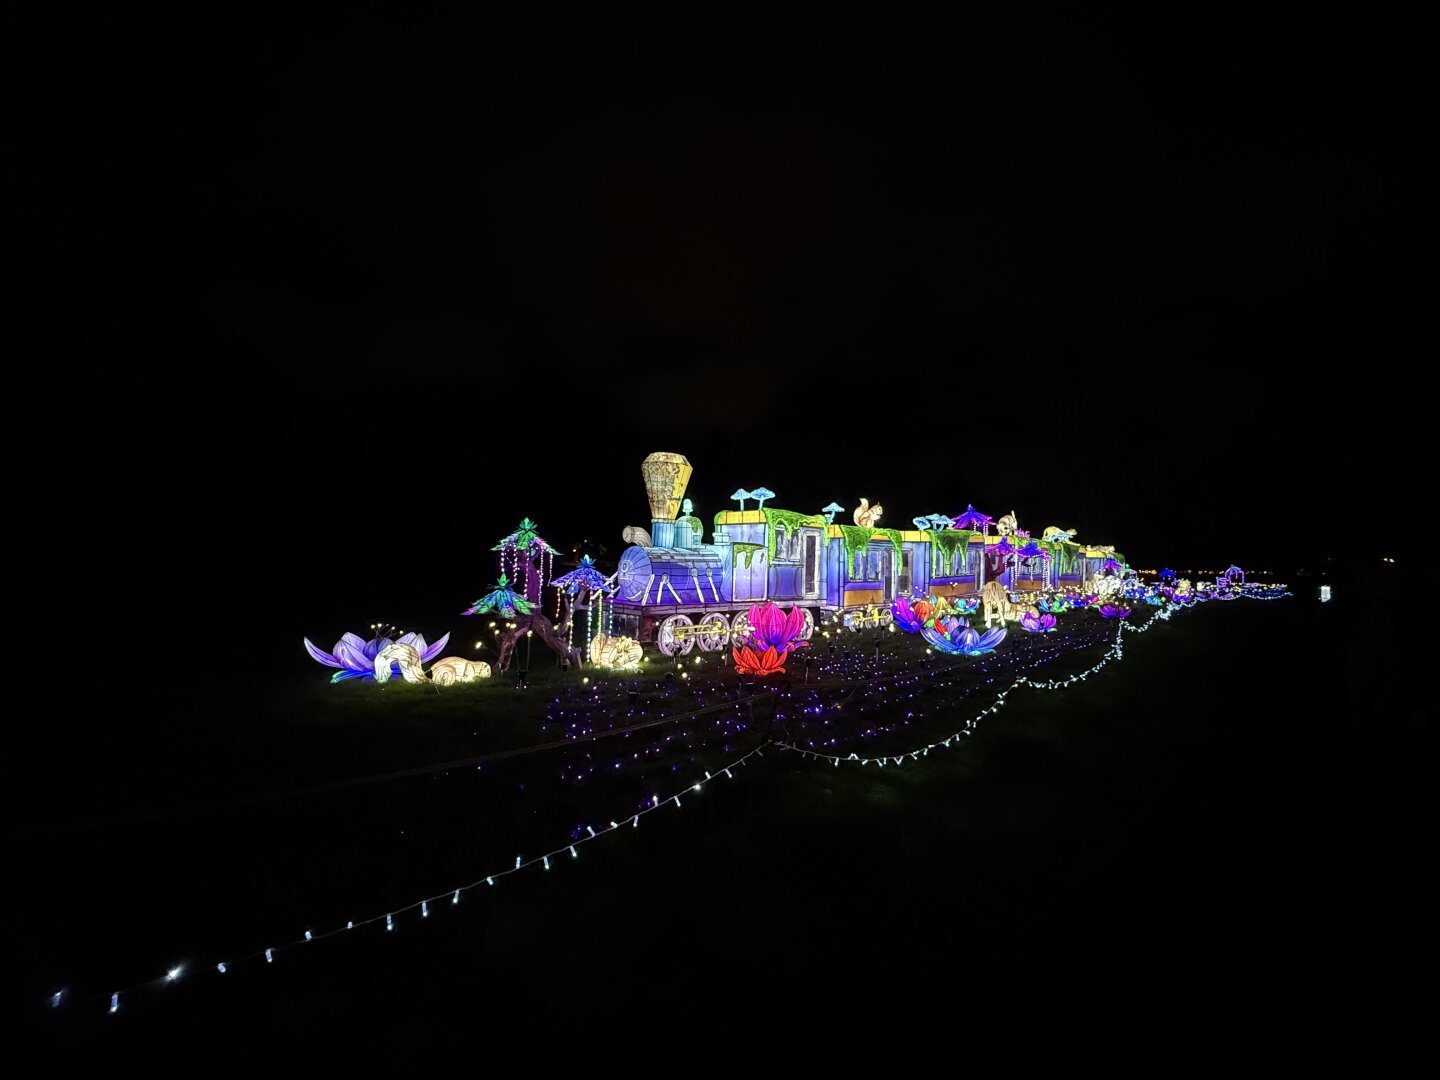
[9,5,1425,635]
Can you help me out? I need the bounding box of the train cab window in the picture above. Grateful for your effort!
[866,548,891,581]
[936,547,969,577]
[771,525,801,563]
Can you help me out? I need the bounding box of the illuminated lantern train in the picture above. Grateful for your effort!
[609,452,1127,655]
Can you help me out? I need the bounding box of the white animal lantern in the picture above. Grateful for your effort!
[429,656,492,686]
[981,580,1037,628]
[1089,574,1123,599]
[374,642,427,684]
[854,498,884,528]
[590,633,643,670]
[995,511,1019,537]
[1042,526,1076,542]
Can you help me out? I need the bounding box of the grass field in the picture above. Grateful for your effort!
[18,595,1428,1062]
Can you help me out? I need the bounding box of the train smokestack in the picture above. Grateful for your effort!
[641,452,692,549]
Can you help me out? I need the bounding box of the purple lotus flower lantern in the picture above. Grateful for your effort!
[951,504,994,534]
[1020,611,1057,633]
[1098,603,1132,619]
[304,630,451,683]
[921,617,1007,656]
[1102,557,1123,574]
[890,596,925,633]
[740,601,810,656]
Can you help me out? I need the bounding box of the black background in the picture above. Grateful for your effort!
[10,4,1423,641]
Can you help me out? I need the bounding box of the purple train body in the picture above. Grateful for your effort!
[607,453,1124,655]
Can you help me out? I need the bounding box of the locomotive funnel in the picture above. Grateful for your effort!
[641,452,692,548]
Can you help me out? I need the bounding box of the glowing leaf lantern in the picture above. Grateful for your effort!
[462,573,533,618]
[1017,539,1050,560]
[552,554,607,595]
[552,555,611,660]
[491,518,557,604]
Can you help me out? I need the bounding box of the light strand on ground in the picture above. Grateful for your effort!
[65,741,769,1018]
[775,605,1174,766]
[56,587,1279,1017]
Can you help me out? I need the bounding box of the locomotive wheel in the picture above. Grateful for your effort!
[730,610,752,648]
[695,613,729,652]
[657,614,695,657]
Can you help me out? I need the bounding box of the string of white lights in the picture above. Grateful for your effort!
[58,741,771,1018]
[54,590,1275,1018]
[58,618,1106,1015]
[775,605,1176,767]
